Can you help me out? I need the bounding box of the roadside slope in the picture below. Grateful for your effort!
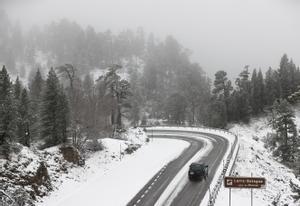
[215,117,300,206]
[38,138,189,206]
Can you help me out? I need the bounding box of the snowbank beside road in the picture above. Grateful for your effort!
[215,118,300,206]
[38,138,189,206]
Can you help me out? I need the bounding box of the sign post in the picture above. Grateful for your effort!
[224,176,266,189]
[251,173,253,206]
[229,188,231,206]
[224,176,266,206]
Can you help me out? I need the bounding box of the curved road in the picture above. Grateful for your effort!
[127,129,229,206]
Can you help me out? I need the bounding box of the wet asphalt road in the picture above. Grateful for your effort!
[127,129,229,206]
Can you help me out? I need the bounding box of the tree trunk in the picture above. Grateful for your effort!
[117,104,122,129]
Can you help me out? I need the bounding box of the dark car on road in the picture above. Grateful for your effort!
[188,163,208,181]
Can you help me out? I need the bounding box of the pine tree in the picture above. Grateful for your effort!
[82,74,97,137]
[104,64,131,131]
[29,69,44,139]
[279,54,292,99]
[18,88,31,146]
[251,69,259,114]
[257,69,265,110]
[251,69,265,114]
[265,67,280,105]
[271,99,297,162]
[14,77,25,142]
[180,64,211,125]
[57,89,69,143]
[209,96,227,128]
[295,66,300,92]
[41,68,69,147]
[289,60,298,94]
[235,67,251,123]
[0,66,15,157]
[14,76,22,100]
[211,70,232,127]
[227,90,239,122]
[29,69,44,101]
[213,71,232,97]
[213,70,232,99]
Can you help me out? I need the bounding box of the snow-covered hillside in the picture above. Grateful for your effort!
[0,128,158,205]
[37,128,189,206]
[215,116,300,206]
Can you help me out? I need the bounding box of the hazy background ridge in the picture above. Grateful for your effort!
[3,0,300,78]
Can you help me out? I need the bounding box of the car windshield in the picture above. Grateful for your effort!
[190,163,205,170]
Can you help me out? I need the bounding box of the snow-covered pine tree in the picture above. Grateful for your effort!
[29,69,44,140]
[271,99,297,162]
[265,67,280,106]
[257,69,265,110]
[14,76,22,100]
[29,69,44,101]
[104,64,131,131]
[250,69,265,115]
[213,70,232,101]
[14,77,25,142]
[82,74,97,138]
[279,54,291,99]
[210,70,232,128]
[234,66,251,123]
[56,64,84,145]
[41,68,69,147]
[208,96,227,128]
[56,88,69,144]
[278,54,299,99]
[0,66,15,157]
[250,69,259,114]
[18,88,31,147]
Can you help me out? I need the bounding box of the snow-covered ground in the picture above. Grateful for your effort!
[215,116,300,206]
[4,112,300,206]
[38,135,189,206]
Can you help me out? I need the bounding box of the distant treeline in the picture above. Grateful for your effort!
[1,12,300,159]
[0,64,133,157]
[210,54,300,128]
[0,12,145,74]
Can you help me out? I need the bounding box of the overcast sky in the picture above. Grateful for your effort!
[2,0,300,78]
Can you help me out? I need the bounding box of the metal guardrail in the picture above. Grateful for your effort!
[207,134,239,206]
[142,125,239,206]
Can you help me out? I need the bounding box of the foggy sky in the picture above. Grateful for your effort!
[3,0,300,78]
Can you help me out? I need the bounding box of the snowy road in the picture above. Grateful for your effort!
[127,129,229,206]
